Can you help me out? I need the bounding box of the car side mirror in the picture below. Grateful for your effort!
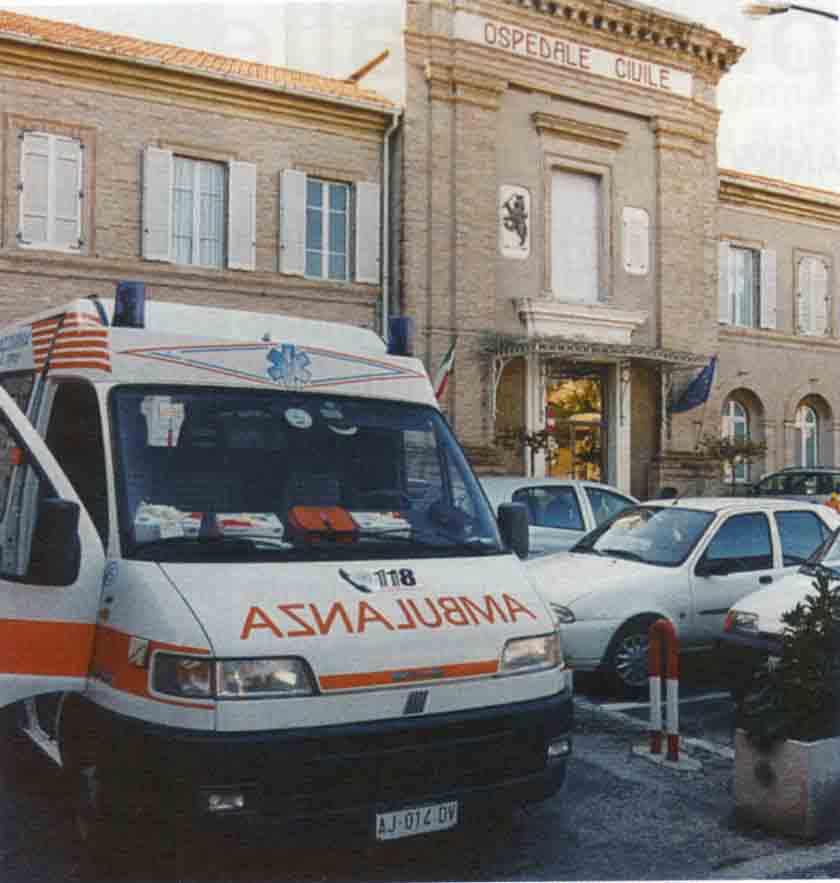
[27,497,81,586]
[498,502,529,559]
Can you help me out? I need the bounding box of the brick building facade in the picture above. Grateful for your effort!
[0,10,396,336]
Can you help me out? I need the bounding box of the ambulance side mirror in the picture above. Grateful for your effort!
[498,503,529,559]
[28,498,81,586]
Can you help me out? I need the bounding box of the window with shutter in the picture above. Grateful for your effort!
[19,132,82,251]
[797,255,830,336]
[551,170,600,303]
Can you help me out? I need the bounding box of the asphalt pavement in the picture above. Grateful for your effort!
[5,663,840,881]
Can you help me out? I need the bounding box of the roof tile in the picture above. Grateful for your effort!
[0,8,394,109]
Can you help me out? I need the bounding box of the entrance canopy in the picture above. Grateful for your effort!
[481,331,710,421]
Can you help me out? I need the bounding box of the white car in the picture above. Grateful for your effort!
[526,498,840,695]
[720,526,840,697]
[479,477,637,557]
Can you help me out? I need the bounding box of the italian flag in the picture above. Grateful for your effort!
[433,339,457,400]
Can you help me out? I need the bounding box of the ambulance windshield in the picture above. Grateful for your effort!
[111,386,504,561]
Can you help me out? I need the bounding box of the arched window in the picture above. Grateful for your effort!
[722,399,750,484]
[795,404,819,468]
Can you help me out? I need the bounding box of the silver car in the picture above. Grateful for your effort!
[750,467,840,505]
[479,476,637,557]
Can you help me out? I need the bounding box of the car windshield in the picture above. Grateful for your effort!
[111,386,504,562]
[571,505,715,567]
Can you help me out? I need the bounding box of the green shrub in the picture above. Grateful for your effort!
[741,566,840,749]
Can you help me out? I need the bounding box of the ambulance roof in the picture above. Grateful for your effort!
[1,298,386,356]
[0,298,436,407]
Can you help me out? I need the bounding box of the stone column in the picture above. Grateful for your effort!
[612,362,632,494]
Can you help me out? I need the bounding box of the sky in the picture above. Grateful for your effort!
[4,0,840,191]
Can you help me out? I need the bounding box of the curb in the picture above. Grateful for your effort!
[575,695,735,762]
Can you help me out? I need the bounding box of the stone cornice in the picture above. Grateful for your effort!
[0,38,392,140]
[533,111,627,150]
[425,62,507,108]
[719,169,840,227]
[720,324,840,354]
[481,0,745,84]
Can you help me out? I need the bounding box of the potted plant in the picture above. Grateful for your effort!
[734,567,840,839]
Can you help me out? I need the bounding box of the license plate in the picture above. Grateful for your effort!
[375,800,459,841]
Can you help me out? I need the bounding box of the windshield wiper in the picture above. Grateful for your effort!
[130,534,265,557]
[599,547,646,563]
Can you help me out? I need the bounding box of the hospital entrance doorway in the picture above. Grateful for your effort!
[546,367,606,482]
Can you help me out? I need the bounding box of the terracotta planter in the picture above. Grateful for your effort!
[734,728,840,840]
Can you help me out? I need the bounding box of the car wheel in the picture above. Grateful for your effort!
[604,618,656,698]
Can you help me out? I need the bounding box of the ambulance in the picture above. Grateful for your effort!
[0,284,572,851]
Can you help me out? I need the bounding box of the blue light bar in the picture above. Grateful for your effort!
[387,316,414,356]
[113,281,146,328]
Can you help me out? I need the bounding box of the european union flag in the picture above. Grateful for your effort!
[670,356,717,414]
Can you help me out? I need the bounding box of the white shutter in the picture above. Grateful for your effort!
[797,256,813,334]
[142,146,173,262]
[19,132,50,245]
[812,258,829,336]
[227,161,256,271]
[53,136,82,249]
[354,181,381,284]
[718,241,731,324]
[760,248,777,329]
[279,169,306,276]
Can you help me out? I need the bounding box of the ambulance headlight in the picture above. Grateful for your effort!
[216,658,316,698]
[152,654,213,698]
[499,633,561,675]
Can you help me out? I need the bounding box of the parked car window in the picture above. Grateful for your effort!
[774,511,831,566]
[585,487,634,526]
[702,513,772,572]
[572,505,714,567]
[512,486,584,530]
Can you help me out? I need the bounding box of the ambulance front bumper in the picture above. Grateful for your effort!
[97,689,573,838]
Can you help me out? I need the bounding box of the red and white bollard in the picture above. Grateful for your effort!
[648,618,680,762]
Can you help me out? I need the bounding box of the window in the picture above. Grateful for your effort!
[721,399,751,484]
[774,511,830,567]
[279,170,380,285]
[0,410,70,584]
[512,486,585,531]
[585,487,634,526]
[172,157,225,268]
[142,147,256,271]
[306,179,349,280]
[718,242,776,329]
[551,170,600,303]
[45,382,108,547]
[796,255,830,336]
[795,405,819,468]
[18,132,83,252]
[702,513,773,573]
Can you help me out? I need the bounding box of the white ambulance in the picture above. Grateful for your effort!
[0,286,572,852]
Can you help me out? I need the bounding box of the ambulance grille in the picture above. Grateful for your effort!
[261,712,547,815]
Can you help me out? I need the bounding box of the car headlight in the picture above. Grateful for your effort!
[217,658,316,698]
[152,654,317,699]
[550,603,576,624]
[723,610,759,634]
[152,654,213,698]
[499,633,562,675]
